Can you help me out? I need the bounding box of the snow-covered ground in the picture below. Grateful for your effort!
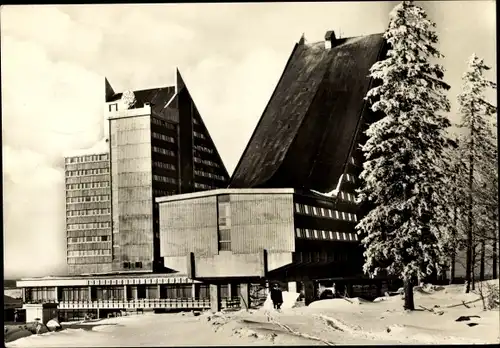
[6,281,500,346]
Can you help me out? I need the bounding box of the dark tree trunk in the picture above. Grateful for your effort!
[403,278,414,310]
[493,214,498,279]
[471,244,476,291]
[493,233,498,279]
[465,136,474,294]
[450,204,458,285]
[479,239,485,281]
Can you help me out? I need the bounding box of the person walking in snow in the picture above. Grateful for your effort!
[270,283,283,311]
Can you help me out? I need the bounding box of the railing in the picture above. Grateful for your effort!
[28,297,243,310]
[221,297,240,309]
[58,298,211,310]
[24,299,58,305]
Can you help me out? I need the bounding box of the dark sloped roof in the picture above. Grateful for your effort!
[107,86,176,119]
[229,33,386,191]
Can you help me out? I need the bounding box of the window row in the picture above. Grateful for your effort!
[194,170,225,181]
[61,287,89,301]
[67,208,111,217]
[152,132,175,143]
[194,145,214,154]
[151,117,176,130]
[295,203,358,222]
[68,235,110,243]
[66,195,110,204]
[25,287,56,302]
[153,175,177,184]
[194,157,220,168]
[68,222,111,230]
[338,191,356,202]
[295,228,359,241]
[66,182,110,190]
[343,174,356,183]
[68,249,111,257]
[152,146,176,157]
[153,189,176,197]
[65,154,109,164]
[66,168,109,177]
[193,131,206,139]
[194,182,214,190]
[153,161,176,171]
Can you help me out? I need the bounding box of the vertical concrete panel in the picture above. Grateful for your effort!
[239,283,250,310]
[110,116,153,271]
[209,284,221,312]
[159,196,218,259]
[231,193,295,253]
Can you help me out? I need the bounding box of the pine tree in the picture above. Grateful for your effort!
[357,1,452,310]
[456,54,497,292]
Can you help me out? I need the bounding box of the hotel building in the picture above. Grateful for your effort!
[18,30,390,319]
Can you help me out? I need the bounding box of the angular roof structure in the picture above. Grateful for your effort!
[229,32,387,192]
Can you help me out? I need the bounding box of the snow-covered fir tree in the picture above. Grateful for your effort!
[456,54,497,292]
[356,1,452,310]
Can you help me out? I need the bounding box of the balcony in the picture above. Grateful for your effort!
[57,297,240,310]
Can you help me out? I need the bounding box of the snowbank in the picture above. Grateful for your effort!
[5,281,499,346]
[308,297,370,309]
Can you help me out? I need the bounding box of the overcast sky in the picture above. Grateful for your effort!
[1,1,496,278]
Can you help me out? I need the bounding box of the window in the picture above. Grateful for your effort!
[152,146,176,157]
[194,170,225,181]
[108,103,118,112]
[295,228,301,237]
[329,231,334,240]
[152,132,175,143]
[194,145,214,154]
[151,118,176,130]
[304,205,310,214]
[153,161,176,171]
[193,131,205,139]
[194,157,220,168]
[305,229,310,238]
[194,182,212,190]
[217,196,231,251]
[66,168,109,177]
[153,175,177,184]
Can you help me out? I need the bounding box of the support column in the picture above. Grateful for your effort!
[192,284,196,299]
[239,283,251,310]
[123,285,128,301]
[22,288,26,303]
[157,284,161,299]
[209,284,221,312]
[54,286,59,302]
[227,283,232,298]
[88,286,92,301]
[288,281,298,293]
[303,280,315,306]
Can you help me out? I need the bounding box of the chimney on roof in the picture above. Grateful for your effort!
[325,30,336,49]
